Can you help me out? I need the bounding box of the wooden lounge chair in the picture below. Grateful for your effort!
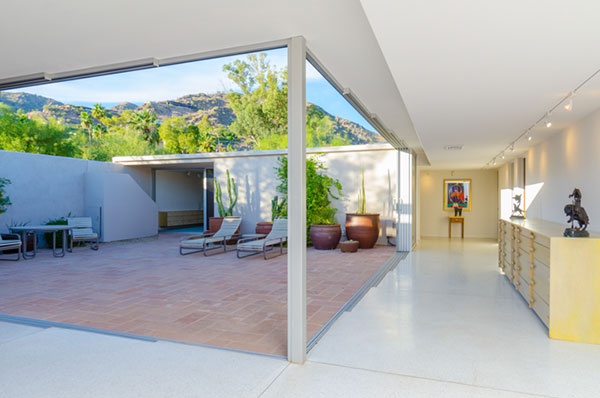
[237,218,287,260]
[0,233,21,261]
[68,217,99,251]
[179,216,242,256]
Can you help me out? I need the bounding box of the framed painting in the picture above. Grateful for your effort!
[443,179,471,212]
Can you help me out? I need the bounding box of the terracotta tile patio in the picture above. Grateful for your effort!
[0,233,394,356]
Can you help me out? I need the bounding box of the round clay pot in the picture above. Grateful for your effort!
[256,221,273,235]
[208,217,224,233]
[340,240,359,253]
[208,216,240,244]
[310,224,341,250]
[345,213,380,249]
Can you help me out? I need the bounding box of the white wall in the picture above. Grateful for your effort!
[514,107,600,234]
[418,169,498,239]
[214,147,398,243]
[86,173,158,241]
[0,150,155,241]
[155,170,203,211]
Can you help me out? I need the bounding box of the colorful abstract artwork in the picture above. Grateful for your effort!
[443,179,471,211]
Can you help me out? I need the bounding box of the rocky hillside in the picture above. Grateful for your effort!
[1,91,384,144]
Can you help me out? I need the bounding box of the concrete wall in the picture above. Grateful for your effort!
[503,107,600,234]
[0,150,155,241]
[155,170,203,211]
[213,146,398,243]
[418,169,498,239]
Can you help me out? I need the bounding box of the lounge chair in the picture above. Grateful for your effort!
[237,218,287,260]
[68,217,99,251]
[179,216,242,256]
[0,233,21,261]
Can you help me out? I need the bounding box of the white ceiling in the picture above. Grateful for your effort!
[0,0,420,149]
[360,0,600,169]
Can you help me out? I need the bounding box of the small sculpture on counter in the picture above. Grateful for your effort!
[511,194,525,219]
[452,202,463,217]
[564,188,590,237]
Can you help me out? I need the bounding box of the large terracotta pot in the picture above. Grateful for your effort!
[208,217,224,233]
[345,213,380,249]
[310,224,341,250]
[256,221,273,235]
[208,216,240,244]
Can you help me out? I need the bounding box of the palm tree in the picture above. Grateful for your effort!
[90,104,106,138]
[130,110,159,144]
[80,111,92,142]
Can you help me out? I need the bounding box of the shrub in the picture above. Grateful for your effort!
[0,178,11,214]
[44,214,70,248]
[275,155,342,244]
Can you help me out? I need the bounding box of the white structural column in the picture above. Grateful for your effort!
[397,150,413,251]
[287,36,307,363]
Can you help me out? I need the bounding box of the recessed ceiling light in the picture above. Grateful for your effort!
[443,145,463,151]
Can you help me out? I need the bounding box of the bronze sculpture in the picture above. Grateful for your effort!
[511,194,525,219]
[564,188,590,237]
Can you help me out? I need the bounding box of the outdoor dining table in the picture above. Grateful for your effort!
[9,225,71,259]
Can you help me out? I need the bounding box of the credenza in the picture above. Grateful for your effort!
[158,210,204,228]
[498,218,600,344]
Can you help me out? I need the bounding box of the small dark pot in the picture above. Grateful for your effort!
[340,240,359,253]
[2,233,37,254]
[345,213,380,249]
[256,221,273,235]
[310,224,341,250]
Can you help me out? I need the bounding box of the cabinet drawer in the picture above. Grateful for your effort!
[532,241,550,266]
[532,290,550,327]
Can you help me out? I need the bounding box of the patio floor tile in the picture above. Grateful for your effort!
[0,232,394,356]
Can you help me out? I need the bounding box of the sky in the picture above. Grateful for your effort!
[8,48,376,132]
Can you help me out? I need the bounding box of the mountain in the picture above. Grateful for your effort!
[0,92,63,113]
[0,92,384,145]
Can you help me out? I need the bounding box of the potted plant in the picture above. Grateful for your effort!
[209,169,238,233]
[310,208,341,250]
[345,165,380,249]
[274,155,343,249]
[256,195,286,234]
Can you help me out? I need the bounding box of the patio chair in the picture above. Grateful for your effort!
[68,217,99,251]
[237,218,287,260]
[179,216,242,256]
[0,233,21,261]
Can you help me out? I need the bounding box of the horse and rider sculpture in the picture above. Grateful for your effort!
[564,188,590,237]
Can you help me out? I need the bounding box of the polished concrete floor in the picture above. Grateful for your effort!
[2,238,600,397]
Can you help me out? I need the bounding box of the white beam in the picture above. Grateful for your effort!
[397,150,413,251]
[287,36,307,364]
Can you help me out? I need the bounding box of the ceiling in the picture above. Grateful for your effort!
[360,0,600,169]
[2,1,600,169]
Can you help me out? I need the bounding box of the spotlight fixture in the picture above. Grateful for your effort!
[493,158,497,165]
[527,132,532,141]
[510,144,515,152]
[545,119,552,128]
[564,92,574,111]
[501,152,505,160]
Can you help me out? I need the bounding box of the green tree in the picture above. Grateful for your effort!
[0,105,79,157]
[223,53,288,147]
[80,111,93,142]
[129,109,159,144]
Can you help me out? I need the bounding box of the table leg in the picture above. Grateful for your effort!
[449,220,451,238]
[461,220,464,239]
[52,230,66,257]
[21,231,36,259]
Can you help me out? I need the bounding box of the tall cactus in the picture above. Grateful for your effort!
[271,195,287,222]
[357,165,366,214]
[215,169,238,217]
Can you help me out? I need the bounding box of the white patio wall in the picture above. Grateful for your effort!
[213,145,398,244]
[0,150,155,241]
[155,170,204,211]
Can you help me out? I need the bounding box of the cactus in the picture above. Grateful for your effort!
[215,169,238,217]
[271,195,287,222]
[357,165,366,214]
